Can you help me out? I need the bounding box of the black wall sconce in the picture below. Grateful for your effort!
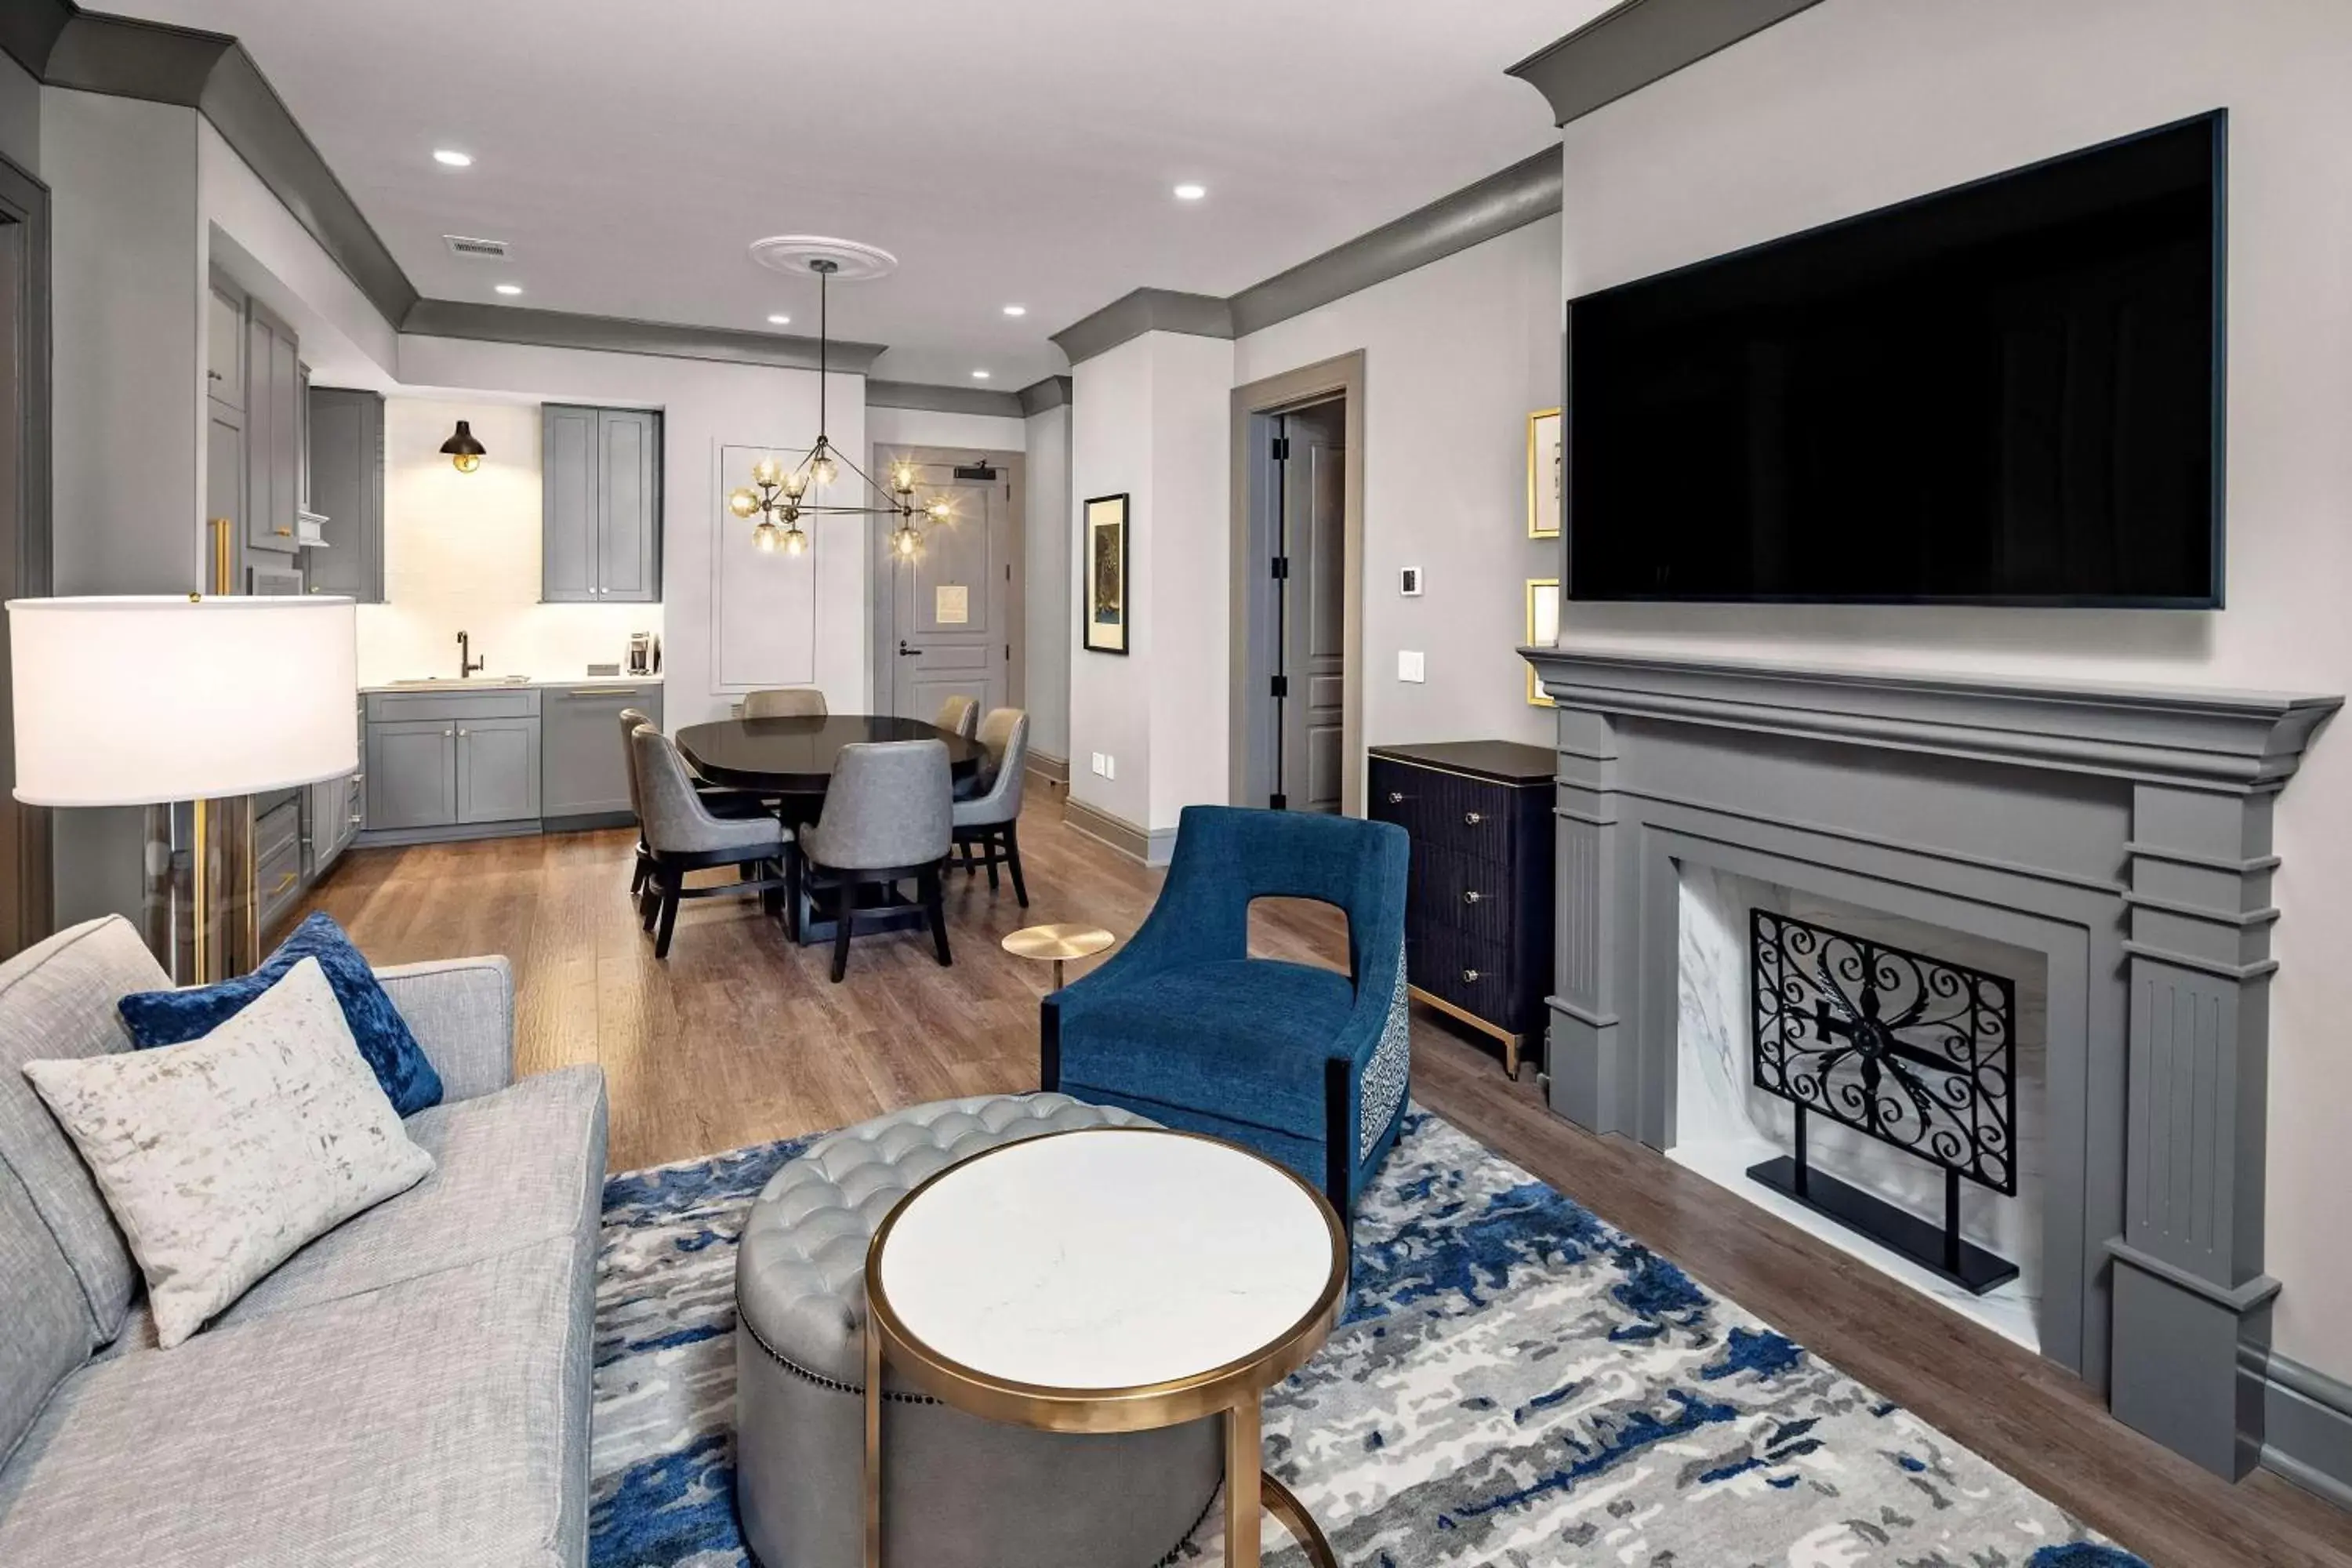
[439,419,487,474]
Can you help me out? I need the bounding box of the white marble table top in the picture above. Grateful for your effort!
[873,1129,1339,1392]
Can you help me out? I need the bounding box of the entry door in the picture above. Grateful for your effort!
[884,459,1011,722]
[1276,404,1346,814]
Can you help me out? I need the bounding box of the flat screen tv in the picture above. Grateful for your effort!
[1566,112,2225,607]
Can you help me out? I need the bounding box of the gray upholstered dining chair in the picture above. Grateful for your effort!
[952,707,1030,906]
[631,724,793,959]
[797,739,953,983]
[619,708,768,900]
[743,687,828,719]
[932,695,979,739]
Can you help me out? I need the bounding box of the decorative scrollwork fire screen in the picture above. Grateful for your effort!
[1749,909,2017,1195]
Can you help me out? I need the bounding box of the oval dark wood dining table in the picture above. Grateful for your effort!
[672,714,986,950]
[674,713,986,794]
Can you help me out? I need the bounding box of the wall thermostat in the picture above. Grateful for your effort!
[1399,566,1423,597]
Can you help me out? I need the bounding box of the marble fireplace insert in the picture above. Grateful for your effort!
[1520,644,2336,1479]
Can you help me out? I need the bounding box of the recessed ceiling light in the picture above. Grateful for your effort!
[494,284,522,296]
[1001,304,1027,317]
[433,149,474,168]
[767,314,791,325]
[971,370,992,380]
[1173,182,1207,201]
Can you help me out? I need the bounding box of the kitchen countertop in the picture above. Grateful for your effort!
[361,674,665,692]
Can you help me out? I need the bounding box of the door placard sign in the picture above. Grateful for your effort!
[935,585,969,625]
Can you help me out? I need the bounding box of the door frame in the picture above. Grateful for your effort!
[1227,352,1366,816]
[0,150,53,956]
[867,444,1025,719]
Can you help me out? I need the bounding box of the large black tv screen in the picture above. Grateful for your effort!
[1566,113,2224,607]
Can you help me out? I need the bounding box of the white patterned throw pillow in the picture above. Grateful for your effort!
[23,956,434,1348]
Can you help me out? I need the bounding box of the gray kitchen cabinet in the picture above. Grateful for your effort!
[205,285,244,412]
[306,389,384,602]
[243,300,300,555]
[256,797,306,938]
[543,404,662,603]
[366,720,459,831]
[456,720,542,825]
[542,683,662,822]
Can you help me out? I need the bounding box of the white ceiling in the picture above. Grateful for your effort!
[116,0,1595,387]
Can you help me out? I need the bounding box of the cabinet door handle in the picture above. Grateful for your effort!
[274,525,293,537]
[347,814,365,826]
[1464,810,1485,826]
[1463,890,1483,906]
[443,729,455,738]
[457,728,470,738]
[1461,967,1482,983]
[569,688,638,697]
[273,871,299,894]
[1387,791,1406,804]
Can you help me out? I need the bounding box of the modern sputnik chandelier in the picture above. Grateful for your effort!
[731,243,950,559]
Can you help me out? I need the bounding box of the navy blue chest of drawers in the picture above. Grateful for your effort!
[1367,740,1555,1078]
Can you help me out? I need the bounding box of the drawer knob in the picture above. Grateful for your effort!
[442,729,455,738]
[1387,791,1406,804]
[1464,810,1485,826]
[1463,890,1483,905]
[1462,967,1482,982]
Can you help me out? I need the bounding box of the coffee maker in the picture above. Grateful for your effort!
[626,631,653,676]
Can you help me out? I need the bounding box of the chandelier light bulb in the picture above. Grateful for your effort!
[892,464,915,494]
[751,456,781,487]
[752,521,782,553]
[894,527,919,558]
[784,528,808,557]
[728,487,760,518]
[813,456,838,486]
[926,498,951,523]
[782,471,807,498]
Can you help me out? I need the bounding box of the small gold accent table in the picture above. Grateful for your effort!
[999,922,1116,990]
[863,1127,1344,1568]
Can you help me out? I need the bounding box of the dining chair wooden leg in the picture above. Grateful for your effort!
[1004,824,1029,908]
[653,869,683,960]
[982,838,1000,893]
[922,869,953,967]
[785,845,803,942]
[829,875,857,983]
[630,841,650,897]
[638,868,661,932]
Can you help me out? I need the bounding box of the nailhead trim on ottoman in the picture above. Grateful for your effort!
[734,1092,1225,1568]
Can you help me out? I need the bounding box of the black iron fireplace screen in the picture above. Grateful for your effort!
[1747,907,2020,1293]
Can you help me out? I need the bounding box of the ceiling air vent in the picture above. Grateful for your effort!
[443,234,510,260]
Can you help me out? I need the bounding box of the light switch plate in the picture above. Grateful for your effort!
[1399,566,1423,597]
[1398,650,1426,683]
[1103,754,1116,780]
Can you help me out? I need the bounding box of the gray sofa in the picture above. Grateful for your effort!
[0,915,608,1566]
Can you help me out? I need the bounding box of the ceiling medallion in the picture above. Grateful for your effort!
[731,240,942,558]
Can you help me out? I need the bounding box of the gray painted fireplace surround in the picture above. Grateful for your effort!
[1519,645,2339,1480]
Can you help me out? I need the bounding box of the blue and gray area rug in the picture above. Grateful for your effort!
[591,1106,2145,1568]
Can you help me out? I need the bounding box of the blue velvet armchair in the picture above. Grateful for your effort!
[1041,804,1412,1221]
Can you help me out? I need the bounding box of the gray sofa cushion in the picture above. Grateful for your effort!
[0,1160,91,1468]
[0,1230,594,1567]
[0,916,169,1342]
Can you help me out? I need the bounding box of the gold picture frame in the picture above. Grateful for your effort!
[1526,579,1559,707]
[1526,407,1563,539]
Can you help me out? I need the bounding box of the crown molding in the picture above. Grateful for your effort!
[13,2,419,326]
[1050,288,1232,365]
[1506,0,1830,127]
[400,299,886,376]
[866,379,1025,418]
[1017,376,1073,416]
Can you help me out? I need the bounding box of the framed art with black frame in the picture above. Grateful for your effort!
[1082,492,1130,655]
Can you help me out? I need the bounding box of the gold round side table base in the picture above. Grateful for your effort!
[1000,922,1116,990]
[1258,1468,1338,1568]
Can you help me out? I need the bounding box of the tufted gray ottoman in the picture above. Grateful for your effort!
[734,1093,1223,1568]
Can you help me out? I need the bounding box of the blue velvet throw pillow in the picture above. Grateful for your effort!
[117,912,444,1116]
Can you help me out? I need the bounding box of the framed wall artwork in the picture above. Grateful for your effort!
[1083,492,1131,655]
[1526,407,1563,539]
[1525,578,1559,706]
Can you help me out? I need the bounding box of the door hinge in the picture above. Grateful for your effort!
[1270,673,1288,699]
[1271,556,1289,580]
[1270,792,1287,810]
[1005,644,1011,660]
[1271,436,1290,460]
[1004,564,1011,580]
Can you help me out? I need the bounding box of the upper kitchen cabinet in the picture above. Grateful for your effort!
[307,389,385,602]
[543,404,662,603]
[205,285,245,412]
[242,296,302,555]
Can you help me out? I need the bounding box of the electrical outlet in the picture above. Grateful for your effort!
[1090,752,1106,775]
[1399,566,1423,597]
[1398,650,1426,683]
[1102,754,1116,781]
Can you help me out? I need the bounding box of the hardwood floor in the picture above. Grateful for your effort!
[293,787,2352,1568]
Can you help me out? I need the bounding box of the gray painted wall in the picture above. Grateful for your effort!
[0,49,37,173]
[1023,402,1073,764]
[43,87,204,931]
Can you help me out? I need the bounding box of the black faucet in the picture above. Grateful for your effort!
[457,630,485,679]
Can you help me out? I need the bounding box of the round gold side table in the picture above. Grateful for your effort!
[863,1127,1345,1568]
[1000,922,1116,991]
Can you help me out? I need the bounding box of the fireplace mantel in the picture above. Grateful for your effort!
[1519,641,2339,1479]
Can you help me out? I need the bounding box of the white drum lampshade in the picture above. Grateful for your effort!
[8,596,358,807]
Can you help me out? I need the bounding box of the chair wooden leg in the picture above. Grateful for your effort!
[983,834,1000,892]
[638,866,661,932]
[630,842,649,896]
[1004,823,1029,908]
[785,845,803,942]
[830,877,857,982]
[923,869,953,967]
[653,870,682,960]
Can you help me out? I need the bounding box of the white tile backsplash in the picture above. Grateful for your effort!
[354,397,661,685]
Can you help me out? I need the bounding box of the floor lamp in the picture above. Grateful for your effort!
[6,595,358,983]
